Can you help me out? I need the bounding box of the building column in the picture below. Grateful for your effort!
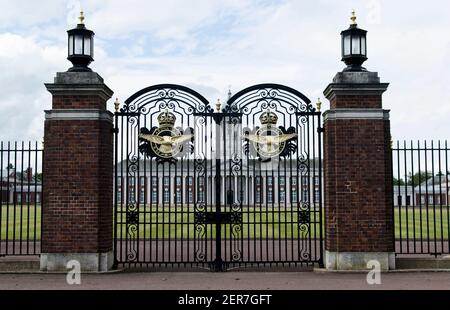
[41,71,114,272]
[323,71,394,270]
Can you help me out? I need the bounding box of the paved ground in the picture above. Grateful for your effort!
[0,271,449,290]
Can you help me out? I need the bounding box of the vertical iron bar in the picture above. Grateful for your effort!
[438,141,444,253]
[396,141,402,253]
[318,113,324,267]
[0,142,3,254]
[113,112,119,267]
[417,140,423,253]
[431,141,437,256]
[34,142,38,254]
[403,140,409,253]
[6,142,10,255]
[424,141,430,253]
[26,141,31,254]
[410,140,416,253]
[13,141,17,254]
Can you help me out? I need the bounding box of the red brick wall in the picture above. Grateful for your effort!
[324,105,393,252]
[329,95,382,109]
[42,117,113,253]
[52,95,106,109]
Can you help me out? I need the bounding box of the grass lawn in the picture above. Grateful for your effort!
[0,204,41,242]
[395,207,449,240]
[1,204,449,241]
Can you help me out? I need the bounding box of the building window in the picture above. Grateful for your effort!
[291,191,297,203]
[421,195,426,204]
[301,176,308,186]
[267,191,273,204]
[397,195,402,206]
[302,190,309,201]
[314,190,320,203]
[175,177,182,204]
[428,195,434,204]
[163,176,170,204]
[314,176,320,186]
[406,195,411,206]
[197,177,205,203]
[128,177,135,203]
[280,191,286,203]
[36,193,41,203]
[198,191,205,203]
[188,190,193,203]
[151,177,158,204]
[266,176,274,203]
[139,177,146,203]
[279,176,286,203]
[255,176,262,204]
[17,194,21,203]
[163,191,170,204]
[176,191,182,203]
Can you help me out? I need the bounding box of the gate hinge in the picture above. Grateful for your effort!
[111,128,119,134]
[317,126,324,133]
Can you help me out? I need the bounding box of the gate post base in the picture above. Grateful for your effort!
[40,251,114,272]
[325,251,395,271]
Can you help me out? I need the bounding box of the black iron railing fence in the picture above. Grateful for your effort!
[0,141,43,256]
[392,140,450,256]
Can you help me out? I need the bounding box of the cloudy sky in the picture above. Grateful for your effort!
[1,0,449,143]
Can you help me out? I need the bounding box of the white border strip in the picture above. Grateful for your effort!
[45,109,113,122]
[324,109,390,121]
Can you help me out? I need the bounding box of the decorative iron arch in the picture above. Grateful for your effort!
[224,83,313,114]
[122,84,212,114]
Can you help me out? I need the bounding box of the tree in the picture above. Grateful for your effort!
[407,171,433,186]
[33,173,43,183]
[393,178,405,186]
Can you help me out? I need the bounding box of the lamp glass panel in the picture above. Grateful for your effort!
[351,35,360,54]
[68,35,73,56]
[74,35,83,54]
[361,36,366,55]
[84,36,91,56]
[344,35,351,56]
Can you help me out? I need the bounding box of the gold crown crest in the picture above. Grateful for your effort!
[157,110,176,127]
[260,110,278,125]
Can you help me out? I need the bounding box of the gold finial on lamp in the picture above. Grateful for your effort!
[114,98,120,112]
[316,98,322,112]
[216,99,222,112]
[79,9,85,25]
[350,9,357,25]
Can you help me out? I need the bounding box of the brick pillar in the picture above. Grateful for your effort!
[41,72,114,271]
[323,71,394,270]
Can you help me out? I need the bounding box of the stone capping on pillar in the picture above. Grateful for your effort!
[323,71,389,100]
[45,72,113,101]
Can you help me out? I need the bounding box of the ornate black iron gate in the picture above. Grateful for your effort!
[114,84,323,270]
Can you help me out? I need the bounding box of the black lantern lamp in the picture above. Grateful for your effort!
[67,10,94,72]
[341,10,367,72]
